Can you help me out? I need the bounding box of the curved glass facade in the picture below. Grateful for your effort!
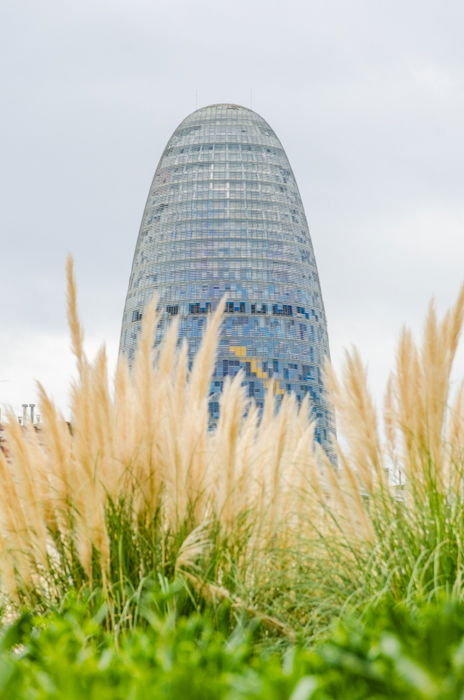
[120,104,333,444]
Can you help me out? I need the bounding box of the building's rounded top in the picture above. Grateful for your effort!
[188,103,257,115]
[169,102,282,152]
[178,102,273,127]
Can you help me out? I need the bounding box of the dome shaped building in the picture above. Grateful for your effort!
[120,104,333,445]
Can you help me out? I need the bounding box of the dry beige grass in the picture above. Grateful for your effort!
[1,258,464,621]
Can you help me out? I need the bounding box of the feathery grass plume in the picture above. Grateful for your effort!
[129,295,163,518]
[188,297,225,404]
[233,399,260,506]
[66,255,85,373]
[1,416,49,575]
[174,523,211,577]
[180,298,226,516]
[0,443,33,596]
[325,349,385,493]
[446,380,464,487]
[383,375,399,477]
[211,373,248,527]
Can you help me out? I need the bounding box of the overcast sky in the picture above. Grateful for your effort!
[1,0,463,419]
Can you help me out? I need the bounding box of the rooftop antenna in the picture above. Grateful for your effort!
[250,88,253,110]
[195,89,199,110]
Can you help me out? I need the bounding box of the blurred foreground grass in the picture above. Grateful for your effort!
[1,590,464,699]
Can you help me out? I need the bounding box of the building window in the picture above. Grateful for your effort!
[188,302,211,314]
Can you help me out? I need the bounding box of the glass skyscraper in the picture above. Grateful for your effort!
[120,104,332,445]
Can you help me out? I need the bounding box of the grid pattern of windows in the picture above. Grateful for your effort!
[120,104,333,446]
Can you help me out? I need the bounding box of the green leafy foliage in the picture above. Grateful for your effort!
[0,592,308,700]
[313,598,464,699]
[2,593,464,699]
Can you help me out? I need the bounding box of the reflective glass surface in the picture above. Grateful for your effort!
[120,104,333,445]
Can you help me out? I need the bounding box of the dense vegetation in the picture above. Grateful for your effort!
[1,258,464,697]
[2,594,464,698]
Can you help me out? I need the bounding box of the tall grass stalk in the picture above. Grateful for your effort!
[1,258,464,638]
